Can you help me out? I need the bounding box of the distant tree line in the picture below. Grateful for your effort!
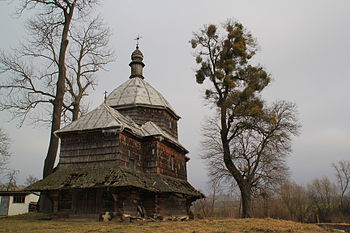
[192,160,350,223]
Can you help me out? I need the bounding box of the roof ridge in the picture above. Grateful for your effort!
[148,121,163,135]
[102,104,144,136]
[141,121,163,136]
[142,79,153,105]
[117,78,134,105]
[140,121,187,152]
[56,105,104,134]
[101,104,125,132]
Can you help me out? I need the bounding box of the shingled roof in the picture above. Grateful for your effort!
[25,166,203,198]
[55,104,187,151]
[106,77,179,119]
[141,121,188,153]
[56,103,143,137]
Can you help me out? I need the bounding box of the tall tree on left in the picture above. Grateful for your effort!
[0,0,113,178]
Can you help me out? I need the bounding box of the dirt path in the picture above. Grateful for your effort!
[319,224,350,232]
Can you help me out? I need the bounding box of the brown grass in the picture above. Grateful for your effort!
[0,213,336,233]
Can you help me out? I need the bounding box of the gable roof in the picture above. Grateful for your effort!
[55,105,187,152]
[56,104,143,137]
[141,121,188,153]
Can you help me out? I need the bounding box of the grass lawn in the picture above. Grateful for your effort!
[0,213,338,233]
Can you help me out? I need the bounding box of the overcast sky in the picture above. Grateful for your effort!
[0,0,349,192]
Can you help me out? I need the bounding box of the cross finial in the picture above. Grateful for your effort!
[135,35,142,49]
[104,91,108,102]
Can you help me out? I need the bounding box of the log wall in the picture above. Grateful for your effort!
[117,107,178,139]
[141,139,187,180]
[119,132,142,171]
[141,139,158,174]
[157,141,187,180]
[50,188,192,218]
[59,131,144,170]
[157,193,188,216]
[59,132,120,168]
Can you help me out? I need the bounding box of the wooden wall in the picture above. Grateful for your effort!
[157,193,188,216]
[53,188,190,217]
[142,138,158,174]
[156,141,187,180]
[59,131,144,170]
[117,107,178,139]
[141,138,187,180]
[119,132,142,171]
[58,130,187,180]
[59,132,120,168]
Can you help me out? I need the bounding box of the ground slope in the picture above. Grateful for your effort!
[0,214,338,233]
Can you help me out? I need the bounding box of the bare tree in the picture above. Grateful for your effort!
[209,180,220,217]
[280,181,310,222]
[308,177,338,222]
[3,170,19,191]
[0,16,113,123]
[0,128,11,174]
[25,175,39,186]
[201,98,299,217]
[0,0,113,178]
[65,16,114,121]
[333,160,350,211]
[192,196,211,218]
[25,0,89,178]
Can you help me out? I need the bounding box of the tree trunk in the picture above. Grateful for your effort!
[72,102,80,121]
[42,41,69,177]
[43,105,61,177]
[219,105,253,218]
[42,7,75,178]
[240,184,252,218]
[210,184,216,217]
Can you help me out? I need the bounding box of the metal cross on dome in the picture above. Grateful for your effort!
[135,35,142,49]
[104,91,108,102]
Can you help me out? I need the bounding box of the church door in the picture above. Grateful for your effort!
[76,189,97,214]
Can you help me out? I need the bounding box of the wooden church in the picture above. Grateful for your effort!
[27,46,203,218]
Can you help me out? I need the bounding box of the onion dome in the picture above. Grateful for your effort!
[129,47,145,79]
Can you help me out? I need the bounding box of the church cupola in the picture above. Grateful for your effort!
[129,46,145,79]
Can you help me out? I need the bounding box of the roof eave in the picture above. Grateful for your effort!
[144,135,189,154]
[55,126,123,137]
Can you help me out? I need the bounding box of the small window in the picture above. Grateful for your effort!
[171,157,174,171]
[129,159,136,170]
[169,121,172,129]
[151,148,155,155]
[13,195,26,203]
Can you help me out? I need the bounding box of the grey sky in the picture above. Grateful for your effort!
[0,0,349,192]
